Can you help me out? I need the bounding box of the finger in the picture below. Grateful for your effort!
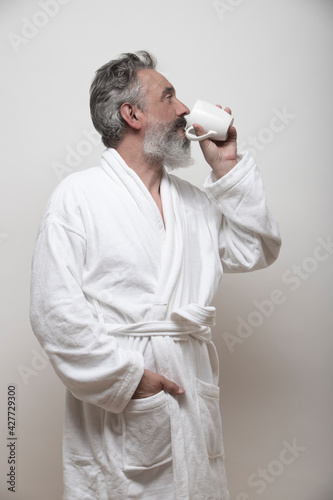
[161,376,185,396]
[215,104,222,109]
[192,123,206,137]
[227,125,237,140]
[224,107,232,115]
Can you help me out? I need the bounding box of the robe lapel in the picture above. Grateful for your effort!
[101,149,165,233]
[101,149,185,321]
[151,172,185,318]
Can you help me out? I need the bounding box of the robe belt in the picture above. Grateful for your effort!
[105,304,216,343]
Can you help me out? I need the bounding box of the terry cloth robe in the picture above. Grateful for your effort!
[30,148,281,500]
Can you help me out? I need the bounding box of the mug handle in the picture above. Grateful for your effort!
[185,126,218,141]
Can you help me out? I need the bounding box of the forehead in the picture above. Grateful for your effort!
[138,69,174,97]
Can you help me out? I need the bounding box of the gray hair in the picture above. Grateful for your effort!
[90,50,157,148]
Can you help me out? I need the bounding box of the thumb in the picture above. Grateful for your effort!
[192,123,206,138]
[192,123,214,153]
[161,376,185,396]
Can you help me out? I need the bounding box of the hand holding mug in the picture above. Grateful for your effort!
[185,100,234,142]
[186,100,238,178]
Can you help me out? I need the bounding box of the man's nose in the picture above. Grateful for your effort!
[176,99,190,116]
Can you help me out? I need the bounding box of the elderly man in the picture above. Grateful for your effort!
[30,51,281,500]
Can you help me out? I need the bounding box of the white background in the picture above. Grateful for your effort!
[1,0,332,499]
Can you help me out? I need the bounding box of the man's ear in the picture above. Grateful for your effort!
[120,103,142,131]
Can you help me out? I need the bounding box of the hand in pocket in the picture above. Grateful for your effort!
[132,369,185,399]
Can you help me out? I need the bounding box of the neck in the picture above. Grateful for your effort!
[116,135,163,196]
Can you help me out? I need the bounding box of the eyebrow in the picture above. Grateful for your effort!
[161,86,175,100]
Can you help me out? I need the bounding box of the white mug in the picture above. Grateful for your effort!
[185,99,234,142]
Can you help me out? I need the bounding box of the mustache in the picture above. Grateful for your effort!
[173,117,187,130]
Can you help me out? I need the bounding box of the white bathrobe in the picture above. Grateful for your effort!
[30,148,281,500]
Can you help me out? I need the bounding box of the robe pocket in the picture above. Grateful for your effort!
[121,391,172,471]
[196,379,224,459]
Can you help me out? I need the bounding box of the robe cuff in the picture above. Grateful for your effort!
[108,351,145,414]
[203,151,256,198]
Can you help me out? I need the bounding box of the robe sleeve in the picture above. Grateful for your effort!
[203,151,282,272]
[30,206,144,414]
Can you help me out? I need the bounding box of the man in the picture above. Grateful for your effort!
[30,51,281,500]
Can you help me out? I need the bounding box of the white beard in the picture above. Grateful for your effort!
[142,118,194,170]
